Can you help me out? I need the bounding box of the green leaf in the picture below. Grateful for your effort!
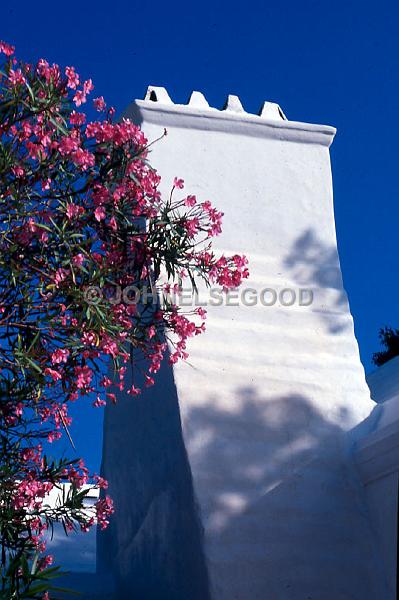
[24,356,43,374]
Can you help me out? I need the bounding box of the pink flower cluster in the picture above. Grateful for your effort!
[58,132,95,170]
[0,40,15,56]
[85,118,146,147]
[95,496,114,530]
[212,254,249,288]
[13,479,53,511]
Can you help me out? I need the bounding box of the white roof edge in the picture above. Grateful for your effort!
[366,356,399,403]
[127,98,336,147]
[355,420,399,485]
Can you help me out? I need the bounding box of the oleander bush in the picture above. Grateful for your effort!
[0,40,248,598]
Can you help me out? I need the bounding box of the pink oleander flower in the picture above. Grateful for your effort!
[82,331,97,346]
[183,217,199,238]
[41,178,51,191]
[66,203,84,219]
[12,165,25,178]
[72,79,94,107]
[48,430,62,443]
[73,90,86,107]
[70,111,86,126]
[51,348,70,364]
[184,195,196,207]
[38,555,53,571]
[71,148,95,170]
[72,253,85,267]
[75,365,93,389]
[8,69,26,86]
[94,206,106,221]
[93,96,106,112]
[127,384,141,396]
[106,392,117,404]
[36,58,51,80]
[95,496,114,530]
[59,135,80,155]
[65,66,79,89]
[93,475,108,489]
[173,177,184,189]
[83,79,94,95]
[101,336,119,358]
[93,395,106,407]
[44,367,63,382]
[100,376,113,388]
[54,268,69,287]
[144,374,155,387]
[0,40,15,56]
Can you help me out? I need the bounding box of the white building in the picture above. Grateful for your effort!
[51,89,398,599]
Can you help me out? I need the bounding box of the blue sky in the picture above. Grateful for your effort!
[2,0,397,470]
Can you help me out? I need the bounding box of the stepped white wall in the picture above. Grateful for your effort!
[99,88,382,599]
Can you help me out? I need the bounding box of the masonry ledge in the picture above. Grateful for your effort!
[125,99,337,148]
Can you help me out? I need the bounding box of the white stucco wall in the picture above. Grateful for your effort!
[355,358,399,600]
[100,88,382,599]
